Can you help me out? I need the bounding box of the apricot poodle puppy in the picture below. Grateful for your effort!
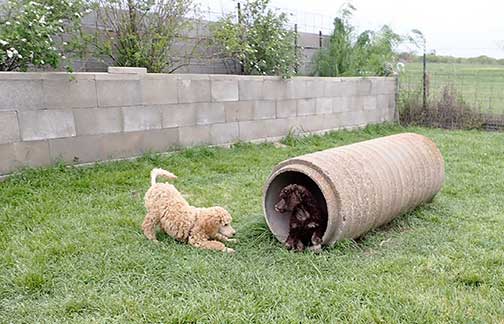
[142,168,237,253]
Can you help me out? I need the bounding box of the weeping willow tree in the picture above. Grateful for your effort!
[313,4,401,77]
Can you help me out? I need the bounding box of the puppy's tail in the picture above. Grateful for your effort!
[150,168,177,186]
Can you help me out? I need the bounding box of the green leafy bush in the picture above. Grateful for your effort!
[87,0,196,73]
[313,4,401,77]
[0,0,88,71]
[211,0,299,77]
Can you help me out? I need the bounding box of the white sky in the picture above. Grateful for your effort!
[198,0,504,59]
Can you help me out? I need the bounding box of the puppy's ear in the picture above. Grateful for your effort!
[200,213,222,235]
[296,185,310,201]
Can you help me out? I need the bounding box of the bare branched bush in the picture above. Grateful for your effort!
[85,0,198,73]
[400,85,484,129]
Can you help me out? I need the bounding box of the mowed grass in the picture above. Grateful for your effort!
[1,124,504,323]
[401,62,504,113]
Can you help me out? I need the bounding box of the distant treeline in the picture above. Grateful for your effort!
[398,52,504,65]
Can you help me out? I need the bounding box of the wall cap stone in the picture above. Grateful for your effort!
[108,66,147,74]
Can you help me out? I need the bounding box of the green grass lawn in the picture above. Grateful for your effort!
[1,124,503,323]
[401,63,504,113]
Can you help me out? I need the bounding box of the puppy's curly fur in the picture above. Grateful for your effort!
[142,168,236,253]
[274,184,327,252]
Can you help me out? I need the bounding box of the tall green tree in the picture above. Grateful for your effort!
[212,0,299,77]
[313,4,401,77]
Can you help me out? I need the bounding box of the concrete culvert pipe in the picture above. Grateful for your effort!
[263,133,445,247]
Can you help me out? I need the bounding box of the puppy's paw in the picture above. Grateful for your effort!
[227,238,239,244]
[308,244,322,253]
[295,241,305,252]
[285,238,295,250]
[224,247,236,254]
[311,233,322,246]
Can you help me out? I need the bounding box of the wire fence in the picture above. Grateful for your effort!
[197,0,335,34]
[76,1,504,132]
[399,61,504,130]
[76,1,335,75]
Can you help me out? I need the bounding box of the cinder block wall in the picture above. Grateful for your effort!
[0,69,397,175]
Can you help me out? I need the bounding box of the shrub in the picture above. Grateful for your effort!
[86,0,197,73]
[0,0,88,71]
[211,0,299,77]
[399,84,484,129]
[313,4,401,77]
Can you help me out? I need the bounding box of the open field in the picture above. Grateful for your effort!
[401,63,504,113]
[1,125,504,323]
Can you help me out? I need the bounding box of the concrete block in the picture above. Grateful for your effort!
[141,128,179,153]
[210,122,239,144]
[332,96,352,113]
[288,115,328,133]
[122,106,162,132]
[276,100,297,118]
[74,108,122,135]
[363,96,377,110]
[299,32,321,49]
[0,80,43,111]
[372,78,396,95]
[96,79,142,107]
[254,101,276,120]
[108,66,147,74]
[297,98,316,116]
[179,125,211,147]
[377,94,389,111]
[0,143,15,174]
[263,79,286,100]
[178,77,211,103]
[363,108,382,124]
[316,98,333,115]
[49,134,104,163]
[142,77,178,105]
[239,79,263,100]
[161,103,196,128]
[0,140,50,175]
[19,110,76,141]
[224,101,254,122]
[285,79,307,99]
[0,111,20,144]
[354,79,372,96]
[100,132,145,160]
[42,78,97,109]
[211,79,239,102]
[238,119,289,141]
[339,110,368,127]
[323,79,345,97]
[350,96,365,111]
[305,79,325,98]
[196,103,225,125]
[14,141,50,167]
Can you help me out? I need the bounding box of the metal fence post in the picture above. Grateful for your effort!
[294,23,298,74]
[422,51,427,110]
[237,2,244,74]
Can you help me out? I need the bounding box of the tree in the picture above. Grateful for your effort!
[0,0,88,71]
[313,4,401,77]
[211,0,299,77]
[87,0,197,73]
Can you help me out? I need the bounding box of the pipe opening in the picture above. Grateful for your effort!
[264,171,328,243]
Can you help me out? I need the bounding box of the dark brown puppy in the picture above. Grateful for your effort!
[274,184,326,252]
